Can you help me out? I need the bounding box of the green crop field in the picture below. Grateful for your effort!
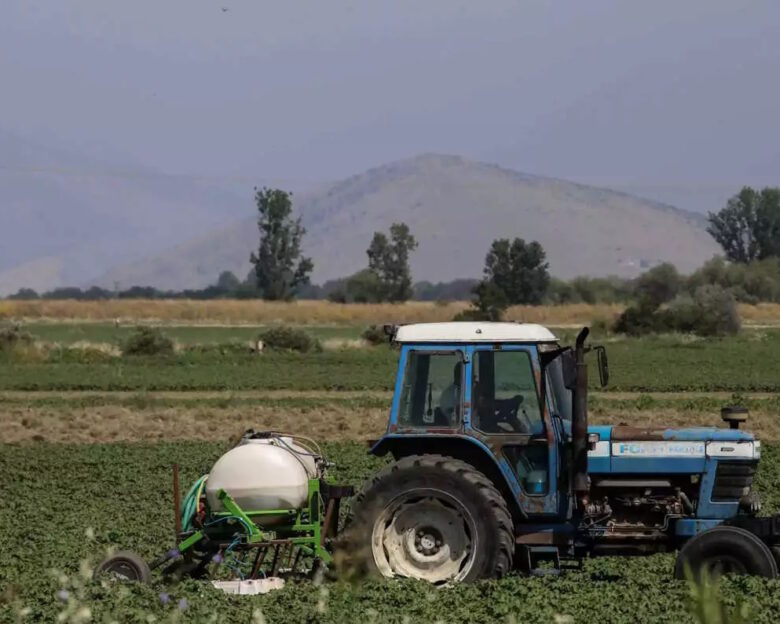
[3,441,780,623]
[2,329,780,392]
[3,321,780,622]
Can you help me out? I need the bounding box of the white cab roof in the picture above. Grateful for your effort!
[394,322,558,344]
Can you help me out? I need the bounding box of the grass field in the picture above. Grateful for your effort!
[3,311,780,622]
[3,329,780,392]
[18,322,365,345]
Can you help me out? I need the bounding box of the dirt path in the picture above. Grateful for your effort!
[0,403,389,444]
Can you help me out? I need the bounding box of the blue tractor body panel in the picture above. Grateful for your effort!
[584,424,759,525]
[587,425,755,475]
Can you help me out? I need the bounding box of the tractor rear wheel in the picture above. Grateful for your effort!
[343,454,514,584]
[675,525,777,580]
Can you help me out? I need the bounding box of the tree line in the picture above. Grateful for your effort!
[6,185,780,310]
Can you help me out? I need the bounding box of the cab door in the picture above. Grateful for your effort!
[390,344,467,431]
[465,344,561,517]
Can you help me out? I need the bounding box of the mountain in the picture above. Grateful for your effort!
[94,154,720,291]
[0,130,248,295]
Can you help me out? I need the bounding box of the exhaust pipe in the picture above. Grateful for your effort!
[573,327,590,499]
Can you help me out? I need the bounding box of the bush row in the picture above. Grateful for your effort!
[615,285,741,337]
[1,324,394,360]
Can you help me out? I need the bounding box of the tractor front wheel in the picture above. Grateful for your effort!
[343,454,514,584]
[675,525,778,580]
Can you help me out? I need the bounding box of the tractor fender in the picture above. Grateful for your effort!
[370,433,527,521]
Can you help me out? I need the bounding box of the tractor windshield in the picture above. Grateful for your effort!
[471,349,544,435]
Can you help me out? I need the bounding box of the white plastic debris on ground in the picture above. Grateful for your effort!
[211,578,285,595]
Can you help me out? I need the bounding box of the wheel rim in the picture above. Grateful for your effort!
[102,560,142,582]
[371,488,476,584]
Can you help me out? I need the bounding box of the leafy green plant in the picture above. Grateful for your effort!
[122,326,175,356]
[2,441,780,622]
[686,567,750,624]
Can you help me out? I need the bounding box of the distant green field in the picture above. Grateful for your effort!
[1,329,779,392]
[1,329,780,392]
[21,322,364,345]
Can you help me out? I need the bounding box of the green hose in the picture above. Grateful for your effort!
[180,475,208,531]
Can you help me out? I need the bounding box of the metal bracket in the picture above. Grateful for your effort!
[218,489,265,543]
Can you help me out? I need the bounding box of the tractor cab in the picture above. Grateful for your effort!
[373,322,604,520]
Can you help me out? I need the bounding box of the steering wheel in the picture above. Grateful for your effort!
[492,395,529,432]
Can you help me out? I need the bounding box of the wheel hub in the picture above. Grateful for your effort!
[107,563,135,581]
[415,528,443,555]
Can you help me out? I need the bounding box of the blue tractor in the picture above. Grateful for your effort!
[346,322,776,584]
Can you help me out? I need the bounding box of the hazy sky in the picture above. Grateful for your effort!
[2,1,778,211]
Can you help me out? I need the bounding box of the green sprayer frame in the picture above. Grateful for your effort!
[153,477,346,579]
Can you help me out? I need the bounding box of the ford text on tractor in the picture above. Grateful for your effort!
[96,322,780,585]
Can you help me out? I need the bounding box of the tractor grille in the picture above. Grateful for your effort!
[712,461,757,502]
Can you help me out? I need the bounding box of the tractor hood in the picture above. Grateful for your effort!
[587,424,759,474]
[590,424,755,443]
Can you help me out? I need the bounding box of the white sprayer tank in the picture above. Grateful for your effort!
[205,437,317,517]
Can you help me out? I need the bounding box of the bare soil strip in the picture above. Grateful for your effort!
[0,404,389,444]
[2,403,778,444]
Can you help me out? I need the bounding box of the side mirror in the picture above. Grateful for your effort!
[595,346,609,388]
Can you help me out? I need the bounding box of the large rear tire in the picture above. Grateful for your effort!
[342,454,514,584]
[675,525,777,580]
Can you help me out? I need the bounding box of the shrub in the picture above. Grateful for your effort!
[122,326,175,356]
[258,326,322,353]
[0,325,43,362]
[361,325,387,346]
[0,325,36,353]
[327,290,348,304]
[452,308,497,322]
[614,285,741,337]
[687,256,780,303]
[454,281,507,321]
[665,285,741,337]
[345,269,385,303]
[589,316,612,335]
[613,302,662,336]
[634,262,682,307]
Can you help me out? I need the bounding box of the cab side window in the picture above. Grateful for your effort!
[472,349,544,435]
[398,351,463,427]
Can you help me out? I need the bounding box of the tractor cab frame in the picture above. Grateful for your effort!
[372,322,601,522]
